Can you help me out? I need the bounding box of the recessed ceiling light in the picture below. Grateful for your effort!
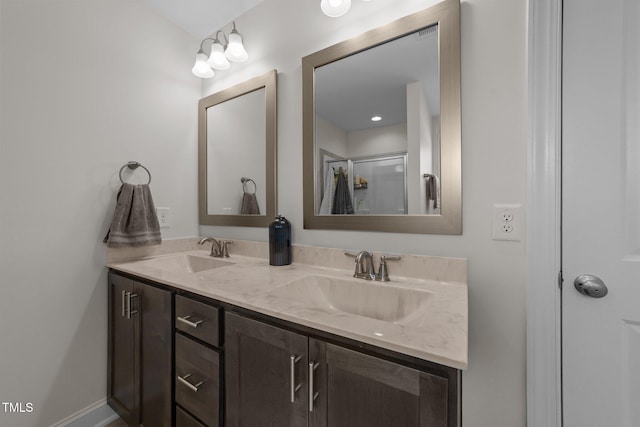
[371,115,382,122]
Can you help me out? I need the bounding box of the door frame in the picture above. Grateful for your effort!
[526,0,563,426]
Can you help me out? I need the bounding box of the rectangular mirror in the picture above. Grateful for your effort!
[303,0,461,234]
[199,70,277,227]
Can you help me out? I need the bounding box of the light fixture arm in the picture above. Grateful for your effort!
[198,37,216,51]
[198,27,232,51]
[230,21,239,35]
[215,30,229,47]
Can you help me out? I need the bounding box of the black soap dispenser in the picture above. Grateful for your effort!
[269,214,292,266]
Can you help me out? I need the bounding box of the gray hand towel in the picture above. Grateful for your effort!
[103,183,161,248]
[240,192,260,215]
[426,174,440,209]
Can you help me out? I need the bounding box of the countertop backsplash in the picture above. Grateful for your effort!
[107,237,467,284]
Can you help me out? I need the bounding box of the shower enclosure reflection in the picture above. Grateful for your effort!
[313,25,441,216]
[319,152,408,215]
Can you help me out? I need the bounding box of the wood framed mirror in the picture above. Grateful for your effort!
[199,70,277,227]
[302,0,461,234]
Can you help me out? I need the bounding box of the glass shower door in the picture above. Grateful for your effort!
[352,154,407,215]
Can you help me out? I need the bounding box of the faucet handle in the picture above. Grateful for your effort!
[375,255,400,282]
[221,240,233,257]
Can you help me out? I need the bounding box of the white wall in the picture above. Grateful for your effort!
[201,0,527,426]
[207,88,267,214]
[346,123,407,158]
[0,0,200,425]
[407,81,435,214]
[316,114,348,158]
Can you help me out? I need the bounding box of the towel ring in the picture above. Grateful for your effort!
[119,161,151,185]
[241,177,257,194]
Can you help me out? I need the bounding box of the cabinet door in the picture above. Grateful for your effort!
[309,339,452,427]
[136,281,173,427]
[107,273,139,426]
[108,273,173,427]
[225,312,308,427]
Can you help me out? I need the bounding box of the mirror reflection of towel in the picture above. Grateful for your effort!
[332,170,354,215]
[241,192,260,215]
[426,174,440,209]
[319,167,335,214]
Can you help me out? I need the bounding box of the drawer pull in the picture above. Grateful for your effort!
[127,293,138,318]
[290,355,302,402]
[121,290,126,317]
[177,315,204,328]
[123,292,138,319]
[177,373,205,392]
[309,362,319,412]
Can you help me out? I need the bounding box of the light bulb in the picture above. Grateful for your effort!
[207,40,230,70]
[320,0,351,17]
[192,51,214,78]
[225,30,248,62]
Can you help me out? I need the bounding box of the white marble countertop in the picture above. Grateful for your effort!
[108,248,468,369]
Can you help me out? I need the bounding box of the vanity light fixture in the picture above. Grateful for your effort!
[321,0,373,17]
[371,115,382,122]
[192,50,215,78]
[208,33,231,70]
[320,0,351,17]
[192,22,248,78]
[225,22,249,62]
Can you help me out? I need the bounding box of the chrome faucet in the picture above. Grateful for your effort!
[198,237,223,257]
[353,250,376,280]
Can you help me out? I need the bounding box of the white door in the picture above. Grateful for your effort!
[563,0,640,426]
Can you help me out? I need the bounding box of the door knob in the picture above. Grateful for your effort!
[573,274,608,298]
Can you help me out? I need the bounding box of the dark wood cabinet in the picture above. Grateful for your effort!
[174,293,223,426]
[309,339,454,427]
[225,312,309,427]
[176,405,206,427]
[225,312,459,427]
[108,272,173,427]
[108,270,460,427]
[175,333,220,426]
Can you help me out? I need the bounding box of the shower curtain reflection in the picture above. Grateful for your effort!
[319,153,407,215]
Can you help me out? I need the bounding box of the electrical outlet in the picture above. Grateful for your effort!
[492,204,523,241]
[156,207,171,228]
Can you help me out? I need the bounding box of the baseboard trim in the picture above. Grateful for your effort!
[50,399,119,427]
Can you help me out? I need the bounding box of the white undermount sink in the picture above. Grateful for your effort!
[268,275,432,323]
[135,254,233,274]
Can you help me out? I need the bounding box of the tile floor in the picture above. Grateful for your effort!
[104,418,126,427]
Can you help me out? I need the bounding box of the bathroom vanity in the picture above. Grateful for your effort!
[106,242,467,427]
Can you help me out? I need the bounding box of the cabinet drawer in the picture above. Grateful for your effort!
[176,405,206,427]
[176,334,220,427]
[176,294,220,347]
